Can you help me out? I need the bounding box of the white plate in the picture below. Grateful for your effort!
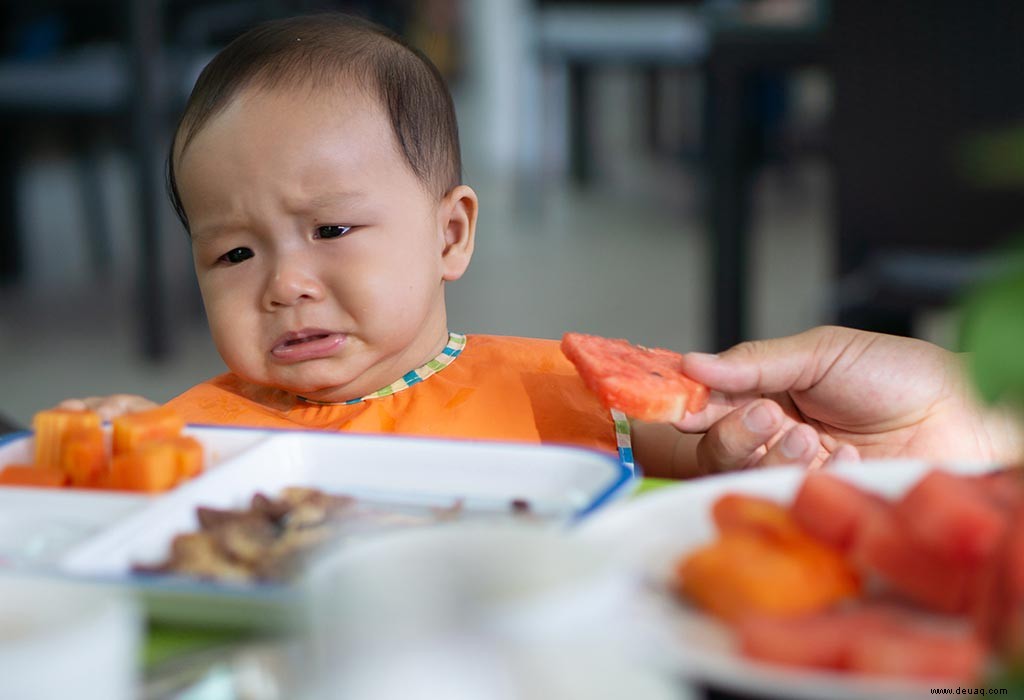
[0,426,271,571]
[60,430,633,626]
[574,460,1002,700]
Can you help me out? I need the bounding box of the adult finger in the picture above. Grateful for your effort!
[695,399,787,473]
[755,423,821,468]
[821,443,861,469]
[670,390,752,432]
[680,326,857,396]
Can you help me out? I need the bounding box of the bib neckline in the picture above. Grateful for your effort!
[296,332,467,406]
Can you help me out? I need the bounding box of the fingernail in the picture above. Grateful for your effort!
[781,428,809,459]
[742,404,774,433]
[687,352,720,362]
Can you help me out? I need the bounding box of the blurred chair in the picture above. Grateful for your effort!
[535,1,708,184]
[831,0,1024,337]
[0,1,213,361]
[0,0,362,360]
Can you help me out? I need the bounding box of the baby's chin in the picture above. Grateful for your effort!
[264,371,369,404]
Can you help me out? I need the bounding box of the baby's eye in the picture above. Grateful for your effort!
[219,247,254,264]
[315,225,352,239]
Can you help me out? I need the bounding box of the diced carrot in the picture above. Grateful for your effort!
[170,435,203,481]
[0,464,69,488]
[112,406,185,456]
[675,531,860,622]
[712,493,807,545]
[142,435,204,484]
[109,442,179,493]
[32,408,101,468]
[60,426,107,487]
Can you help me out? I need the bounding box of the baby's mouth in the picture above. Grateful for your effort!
[271,329,345,361]
[283,334,327,347]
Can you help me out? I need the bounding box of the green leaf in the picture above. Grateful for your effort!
[959,243,1024,410]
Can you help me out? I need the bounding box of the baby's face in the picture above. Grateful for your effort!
[176,83,462,402]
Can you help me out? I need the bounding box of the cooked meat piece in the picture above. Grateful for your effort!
[197,506,249,530]
[135,486,469,584]
[282,501,331,530]
[211,515,279,566]
[272,522,336,558]
[251,493,292,522]
[166,532,255,583]
[280,487,355,515]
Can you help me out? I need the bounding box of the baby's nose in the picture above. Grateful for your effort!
[262,256,325,308]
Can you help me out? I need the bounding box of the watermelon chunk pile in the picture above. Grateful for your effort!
[676,467,1024,684]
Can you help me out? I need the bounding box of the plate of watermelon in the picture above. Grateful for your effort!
[576,460,1021,700]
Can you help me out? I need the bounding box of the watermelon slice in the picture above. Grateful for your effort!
[790,471,886,553]
[739,605,985,682]
[895,469,1010,566]
[561,332,710,422]
[850,504,973,614]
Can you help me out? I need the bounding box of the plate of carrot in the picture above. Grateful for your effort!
[0,406,273,571]
[576,461,1022,700]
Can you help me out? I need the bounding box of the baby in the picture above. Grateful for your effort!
[59,13,828,478]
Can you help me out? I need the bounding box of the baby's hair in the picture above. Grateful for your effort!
[167,12,462,233]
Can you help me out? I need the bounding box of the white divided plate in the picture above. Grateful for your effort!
[60,429,633,626]
[0,426,271,571]
[574,460,1003,700]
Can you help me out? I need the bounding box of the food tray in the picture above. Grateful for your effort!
[0,426,271,570]
[58,428,632,626]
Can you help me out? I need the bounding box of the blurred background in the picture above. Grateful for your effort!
[1,0,1023,427]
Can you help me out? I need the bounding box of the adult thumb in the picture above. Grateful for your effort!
[680,326,852,395]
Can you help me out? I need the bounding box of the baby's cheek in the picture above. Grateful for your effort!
[205,304,255,368]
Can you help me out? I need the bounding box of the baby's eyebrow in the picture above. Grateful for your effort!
[189,223,242,244]
[303,191,367,210]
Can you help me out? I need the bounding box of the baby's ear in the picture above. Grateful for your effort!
[439,185,478,281]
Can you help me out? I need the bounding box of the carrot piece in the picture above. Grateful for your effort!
[0,464,69,488]
[32,408,101,468]
[713,493,807,545]
[173,436,203,481]
[143,436,204,484]
[109,442,180,493]
[60,426,108,487]
[674,531,860,622]
[112,406,185,456]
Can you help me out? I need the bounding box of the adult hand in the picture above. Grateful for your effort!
[674,325,1023,472]
[56,394,159,421]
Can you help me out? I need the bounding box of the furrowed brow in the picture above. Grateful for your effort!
[304,191,367,210]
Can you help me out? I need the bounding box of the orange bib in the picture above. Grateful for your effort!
[164,334,630,465]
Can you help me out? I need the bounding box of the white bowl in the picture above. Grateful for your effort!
[0,575,140,700]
